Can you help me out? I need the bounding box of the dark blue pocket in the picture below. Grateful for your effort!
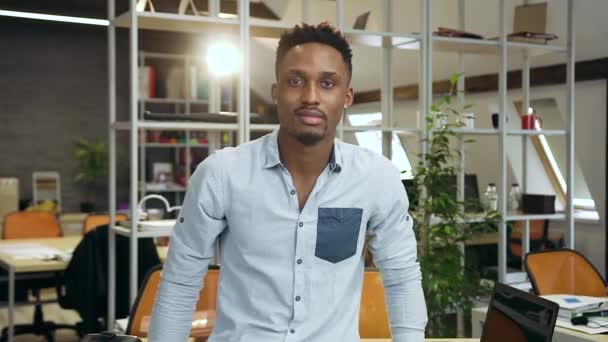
[315,207,363,263]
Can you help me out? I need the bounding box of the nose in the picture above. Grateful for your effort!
[301,82,320,106]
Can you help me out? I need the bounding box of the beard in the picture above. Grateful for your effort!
[295,131,324,146]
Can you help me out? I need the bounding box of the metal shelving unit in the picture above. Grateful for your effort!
[419,0,575,288]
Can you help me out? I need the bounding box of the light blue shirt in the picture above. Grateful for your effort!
[149,130,427,342]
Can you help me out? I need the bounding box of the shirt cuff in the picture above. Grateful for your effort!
[392,330,425,342]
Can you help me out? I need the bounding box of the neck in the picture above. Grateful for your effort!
[277,129,334,178]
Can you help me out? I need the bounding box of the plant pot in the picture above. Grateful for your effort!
[80,202,95,213]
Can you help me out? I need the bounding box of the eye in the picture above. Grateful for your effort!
[321,80,336,89]
[287,77,303,87]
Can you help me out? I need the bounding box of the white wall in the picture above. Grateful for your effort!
[350,80,606,275]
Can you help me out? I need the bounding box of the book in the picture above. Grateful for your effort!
[508,31,558,45]
[541,294,608,319]
[433,27,484,40]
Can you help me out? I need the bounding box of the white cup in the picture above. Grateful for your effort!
[462,112,475,129]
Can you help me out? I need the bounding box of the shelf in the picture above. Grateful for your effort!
[393,36,566,56]
[140,98,209,105]
[343,29,420,49]
[112,225,172,238]
[114,11,238,34]
[432,36,500,54]
[250,124,279,132]
[505,212,566,222]
[342,126,420,135]
[114,11,287,38]
[142,142,209,148]
[507,129,567,136]
[112,121,238,131]
[431,128,567,136]
[142,183,186,192]
[444,128,499,135]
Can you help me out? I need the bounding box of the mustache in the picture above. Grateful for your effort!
[294,107,327,118]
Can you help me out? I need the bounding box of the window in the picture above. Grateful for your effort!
[347,113,413,180]
[516,99,595,211]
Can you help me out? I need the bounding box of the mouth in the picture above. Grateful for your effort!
[294,108,325,126]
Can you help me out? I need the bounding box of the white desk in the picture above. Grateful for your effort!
[473,306,608,342]
[0,236,81,342]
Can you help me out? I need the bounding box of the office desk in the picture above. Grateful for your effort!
[473,306,608,341]
[141,339,478,342]
[0,236,80,342]
[466,231,564,246]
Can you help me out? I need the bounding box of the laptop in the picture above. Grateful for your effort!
[481,282,559,342]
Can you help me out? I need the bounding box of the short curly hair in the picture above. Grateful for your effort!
[275,22,353,82]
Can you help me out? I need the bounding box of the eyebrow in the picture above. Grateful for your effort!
[286,69,341,79]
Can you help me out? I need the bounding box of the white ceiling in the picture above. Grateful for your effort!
[249,0,608,102]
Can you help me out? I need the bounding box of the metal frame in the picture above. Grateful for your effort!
[419,1,576,287]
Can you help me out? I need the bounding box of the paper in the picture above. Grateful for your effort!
[115,318,128,333]
[541,294,607,311]
[556,317,608,335]
[0,243,65,260]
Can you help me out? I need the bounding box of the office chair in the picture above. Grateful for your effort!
[524,248,607,297]
[359,269,391,338]
[56,225,161,335]
[508,220,554,268]
[126,265,220,337]
[82,213,128,234]
[0,211,78,342]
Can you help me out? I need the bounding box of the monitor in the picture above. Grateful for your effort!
[481,282,559,342]
[402,174,482,212]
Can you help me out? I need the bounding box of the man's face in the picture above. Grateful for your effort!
[272,42,354,146]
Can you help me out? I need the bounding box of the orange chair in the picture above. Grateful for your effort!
[0,211,77,341]
[359,269,391,338]
[2,210,62,239]
[509,220,552,258]
[127,265,220,337]
[82,213,128,234]
[524,248,606,297]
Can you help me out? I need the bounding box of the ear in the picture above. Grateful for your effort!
[271,83,278,103]
[344,87,354,109]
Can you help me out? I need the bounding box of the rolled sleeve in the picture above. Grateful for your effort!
[367,164,428,341]
[148,153,227,341]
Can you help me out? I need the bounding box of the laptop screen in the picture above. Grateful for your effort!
[481,283,559,342]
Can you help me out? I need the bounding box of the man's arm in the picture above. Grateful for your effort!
[367,164,428,342]
[148,153,227,341]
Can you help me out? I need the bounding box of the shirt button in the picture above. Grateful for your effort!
[290,190,296,195]
[297,259,302,264]
[290,329,295,334]
[298,222,303,228]
[179,217,184,223]
[295,296,301,301]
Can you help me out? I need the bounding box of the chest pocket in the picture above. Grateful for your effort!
[315,207,363,263]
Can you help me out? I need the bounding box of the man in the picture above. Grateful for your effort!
[149,22,427,341]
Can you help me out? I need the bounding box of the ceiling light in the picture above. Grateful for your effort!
[0,9,109,26]
[206,41,240,77]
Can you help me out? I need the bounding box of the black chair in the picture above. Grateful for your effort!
[56,225,161,335]
[0,276,78,342]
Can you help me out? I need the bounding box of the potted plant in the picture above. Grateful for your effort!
[74,138,107,213]
[411,74,499,336]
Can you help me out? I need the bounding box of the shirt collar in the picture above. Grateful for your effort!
[264,129,342,173]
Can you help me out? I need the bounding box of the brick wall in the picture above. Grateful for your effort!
[0,18,131,212]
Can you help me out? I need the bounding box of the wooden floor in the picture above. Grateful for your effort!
[0,290,81,341]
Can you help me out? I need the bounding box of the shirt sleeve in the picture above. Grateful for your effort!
[366,163,428,342]
[148,153,227,341]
